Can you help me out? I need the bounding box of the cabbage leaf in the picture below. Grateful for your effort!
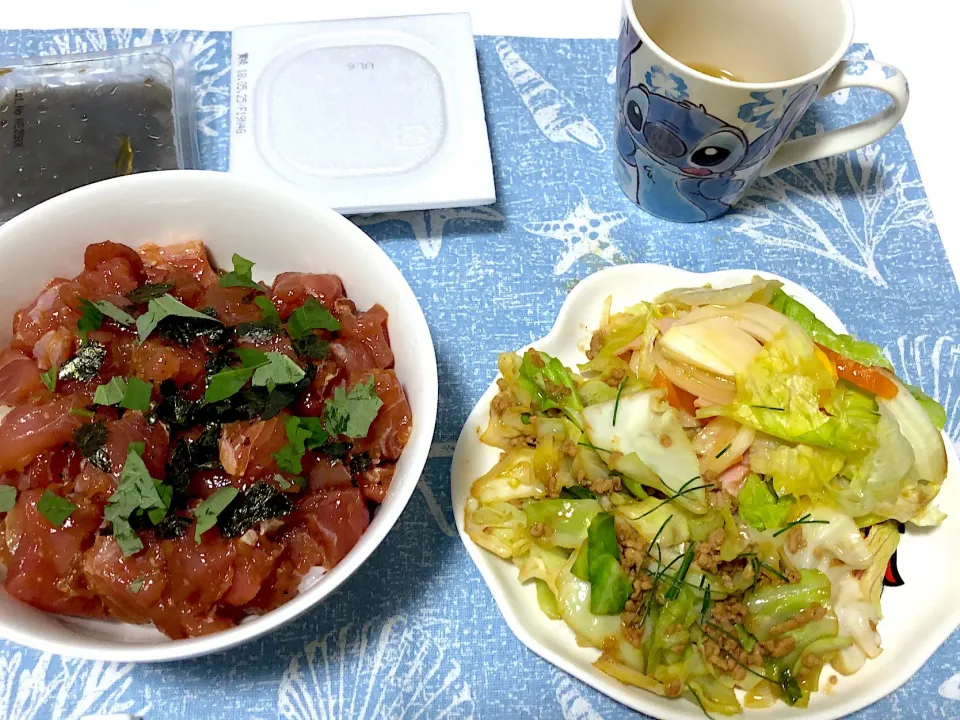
[738,473,795,531]
[768,290,893,370]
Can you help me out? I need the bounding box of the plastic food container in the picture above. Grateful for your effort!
[0,45,199,222]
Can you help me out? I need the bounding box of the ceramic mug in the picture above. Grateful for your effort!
[614,0,909,222]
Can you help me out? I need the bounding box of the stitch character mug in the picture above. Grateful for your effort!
[614,0,909,222]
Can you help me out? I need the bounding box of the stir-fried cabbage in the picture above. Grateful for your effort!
[783,508,878,675]
[583,390,707,513]
[464,279,949,716]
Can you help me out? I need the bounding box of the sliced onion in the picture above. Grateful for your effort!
[879,374,947,486]
[653,347,736,405]
[671,302,789,344]
[598,295,613,331]
[693,417,755,475]
[655,277,783,308]
[660,318,762,377]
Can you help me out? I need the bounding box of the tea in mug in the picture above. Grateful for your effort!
[682,61,744,83]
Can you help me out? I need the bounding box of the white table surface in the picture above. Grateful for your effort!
[2,0,957,282]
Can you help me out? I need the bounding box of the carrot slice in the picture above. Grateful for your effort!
[817,345,898,399]
[652,371,698,415]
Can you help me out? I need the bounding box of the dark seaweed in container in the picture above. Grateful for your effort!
[0,76,181,220]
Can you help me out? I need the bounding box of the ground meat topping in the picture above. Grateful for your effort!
[586,331,605,360]
[785,525,807,554]
[694,527,725,574]
[768,603,827,637]
[710,597,747,628]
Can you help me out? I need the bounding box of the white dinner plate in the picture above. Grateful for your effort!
[451,263,960,719]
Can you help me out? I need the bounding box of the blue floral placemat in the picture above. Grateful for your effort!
[0,28,957,720]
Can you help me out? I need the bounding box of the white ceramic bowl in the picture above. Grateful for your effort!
[451,264,960,720]
[0,170,438,662]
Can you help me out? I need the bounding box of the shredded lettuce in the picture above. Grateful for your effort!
[708,326,878,453]
[906,384,947,430]
[749,437,845,500]
[768,290,893,370]
[738,473,795,532]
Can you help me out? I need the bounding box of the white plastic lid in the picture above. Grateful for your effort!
[230,13,495,214]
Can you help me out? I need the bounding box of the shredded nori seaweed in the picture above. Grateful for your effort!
[236,321,279,344]
[152,514,192,540]
[155,307,231,347]
[348,451,372,475]
[58,342,107,383]
[293,334,330,361]
[320,441,351,461]
[218,481,295,538]
[154,379,197,428]
[72,420,111,473]
[126,282,175,303]
[165,424,221,505]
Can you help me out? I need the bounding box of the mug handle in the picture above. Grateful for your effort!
[761,60,909,176]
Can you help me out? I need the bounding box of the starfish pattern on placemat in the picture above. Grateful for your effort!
[524,196,629,275]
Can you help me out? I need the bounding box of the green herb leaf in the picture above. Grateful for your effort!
[219,253,262,290]
[70,407,96,418]
[252,352,306,392]
[40,365,58,392]
[76,299,104,340]
[129,577,144,593]
[129,441,145,457]
[37,490,76,527]
[72,421,111,472]
[94,376,128,406]
[771,513,830,537]
[127,282,175,303]
[104,444,171,556]
[112,517,143,557]
[287,298,341,339]
[0,485,16,512]
[120,376,152,411]
[274,474,292,490]
[665,546,695,601]
[254,296,281,327]
[92,299,135,327]
[612,377,627,426]
[273,416,313,474]
[205,367,256,404]
[193,486,239,543]
[324,377,383,439]
[299,416,330,449]
[233,348,270,368]
[59,342,107,383]
[136,294,223,343]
